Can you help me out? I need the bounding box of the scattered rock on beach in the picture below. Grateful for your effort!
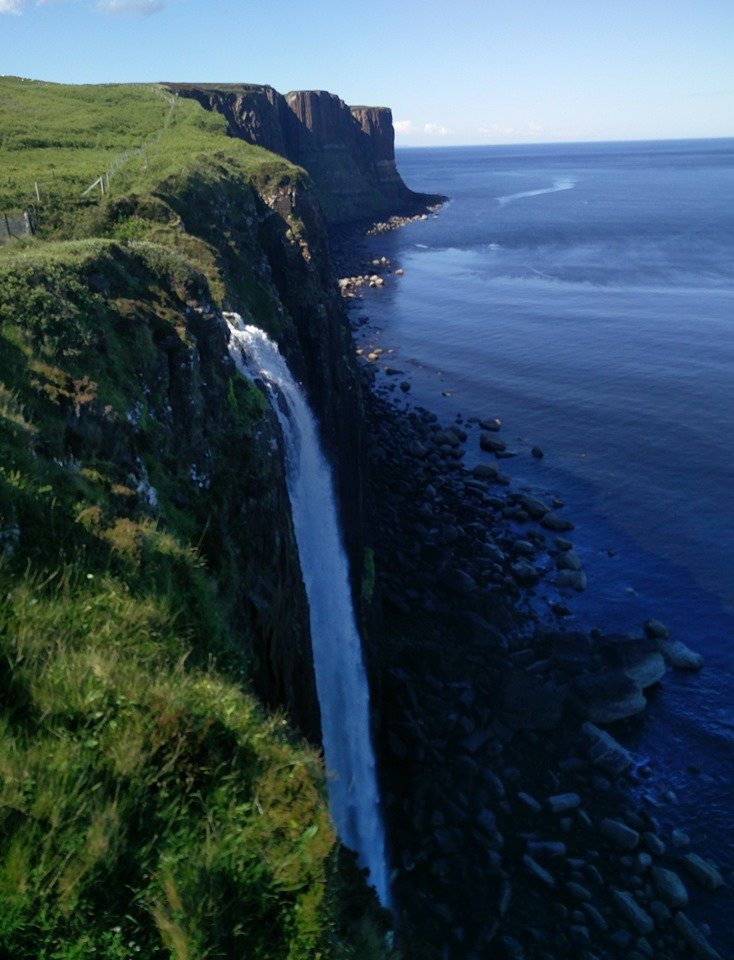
[612,889,655,935]
[480,432,507,453]
[570,670,646,723]
[680,853,725,891]
[540,511,575,532]
[651,866,689,908]
[480,417,502,432]
[644,618,670,640]
[659,639,704,671]
[581,722,634,775]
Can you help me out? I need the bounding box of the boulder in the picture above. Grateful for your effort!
[570,671,646,723]
[555,569,587,591]
[479,418,502,432]
[479,432,506,453]
[673,913,724,960]
[523,855,555,888]
[643,618,670,640]
[526,841,567,858]
[611,890,654,936]
[598,634,666,688]
[643,832,666,856]
[650,866,688,908]
[680,853,725,891]
[517,493,550,519]
[547,792,581,813]
[600,818,640,851]
[659,639,703,671]
[472,462,499,479]
[566,881,592,902]
[556,549,583,571]
[540,511,575,532]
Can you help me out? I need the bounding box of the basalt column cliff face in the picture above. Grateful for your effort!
[167,83,440,223]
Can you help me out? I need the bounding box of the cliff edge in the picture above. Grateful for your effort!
[166,83,443,223]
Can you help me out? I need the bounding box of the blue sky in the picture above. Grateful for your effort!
[1,0,732,145]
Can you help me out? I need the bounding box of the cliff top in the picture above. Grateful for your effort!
[0,76,297,240]
[163,81,390,113]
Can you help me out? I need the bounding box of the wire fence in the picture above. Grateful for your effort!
[80,87,178,198]
[0,210,35,245]
[1,88,179,242]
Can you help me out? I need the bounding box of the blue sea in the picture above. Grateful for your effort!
[356,139,734,945]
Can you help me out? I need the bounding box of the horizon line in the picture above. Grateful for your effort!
[396,134,734,150]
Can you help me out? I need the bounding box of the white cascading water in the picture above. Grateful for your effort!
[226,315,390,907]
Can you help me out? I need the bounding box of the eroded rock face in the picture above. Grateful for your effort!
[167,83,441,222]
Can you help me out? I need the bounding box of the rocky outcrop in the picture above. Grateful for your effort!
[166,83,443,223]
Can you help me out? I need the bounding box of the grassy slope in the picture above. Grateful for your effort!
[0,79,390,959]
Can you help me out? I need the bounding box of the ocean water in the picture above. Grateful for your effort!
[356,139,734,943]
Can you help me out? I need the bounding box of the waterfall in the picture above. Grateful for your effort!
[226,316,390,907]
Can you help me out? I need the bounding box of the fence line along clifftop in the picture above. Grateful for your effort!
[80,87,178,197]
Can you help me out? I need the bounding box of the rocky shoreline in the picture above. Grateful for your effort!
[334,232,728,959]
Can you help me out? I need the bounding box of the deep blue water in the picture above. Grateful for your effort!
[356,139,734,947]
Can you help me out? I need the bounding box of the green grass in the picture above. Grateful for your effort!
[0,79,393,958]
[0,563,337,959]
[0,79,276,213]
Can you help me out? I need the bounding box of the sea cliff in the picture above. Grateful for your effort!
[166,82,443,223]
[0,77,726,960]
[0,77,389,959]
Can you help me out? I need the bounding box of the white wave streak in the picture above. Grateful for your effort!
[226,316,391,906]
[496,177,576,206]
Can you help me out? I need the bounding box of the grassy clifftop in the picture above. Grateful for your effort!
[0,79,390,958]
[1,79,282,219]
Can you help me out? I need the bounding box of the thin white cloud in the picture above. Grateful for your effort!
[479,122,544,139]
[394,120,414,135]
[98,0,165,15]
[2,0,167,13]
[424,122,450,137]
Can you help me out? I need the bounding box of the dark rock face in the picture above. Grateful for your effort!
[166,83,442,223]
[168,84,292,156]
[245,171,367,570]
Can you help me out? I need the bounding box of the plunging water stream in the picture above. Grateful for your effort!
[227,316,390,906]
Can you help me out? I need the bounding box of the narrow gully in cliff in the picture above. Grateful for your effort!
[226,314,391,907]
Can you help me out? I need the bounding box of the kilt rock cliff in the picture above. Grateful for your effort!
[0,77,728,960]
